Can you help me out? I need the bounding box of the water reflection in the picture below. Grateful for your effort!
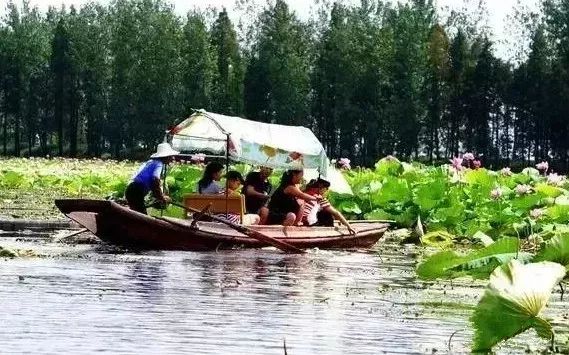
[130,261,166,302]
[0,237,561,354]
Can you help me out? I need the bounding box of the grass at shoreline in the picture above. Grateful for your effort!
[0,157,138,220]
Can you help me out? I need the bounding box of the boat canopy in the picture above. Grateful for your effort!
[169,110,327,173]
[169,109,352,195]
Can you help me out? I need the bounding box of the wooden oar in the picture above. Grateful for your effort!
[54,228,89,243]
[169,201,305,254]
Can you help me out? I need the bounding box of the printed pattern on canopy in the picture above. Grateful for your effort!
[169,110,328,174]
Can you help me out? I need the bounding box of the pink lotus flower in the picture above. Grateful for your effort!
[450,157,464,171]
[472,160,482,169]
[490,187,503,200]
[463,152,475,161]
[500,167,513,176]
[536,161,549,173]
[339,158,351,170]
[515,184,532,195]
[547,173,565,186]
[530,208,545,219]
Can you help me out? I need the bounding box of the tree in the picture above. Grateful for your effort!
[445,29,471,156]
[425,24,450,161]
[244,0,311,125]
[210,8,243,116]
[181,11,215,114]
[50,17,73,156]
[385,0,434,159]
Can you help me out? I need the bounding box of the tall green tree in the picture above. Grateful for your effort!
[445,29,471,157]
[210,8,243,116]
[66,4,110,156]
[385,0,434,159]
[244,0,311,125]
[50,17,73,156]
[464,37,494,160]
[181,11,215,114]
[424,24,450,161]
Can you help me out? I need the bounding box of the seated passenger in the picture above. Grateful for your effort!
[225,170,245,196]
[267,169,320,226]
[301,178,356,234]
[198,168,260,225]
[197,162,224,194]
[225,170,260,225]
[242,166,273,224]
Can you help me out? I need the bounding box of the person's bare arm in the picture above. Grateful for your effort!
[151,178,170,202]
[245,185,269,199]
[325,205,356,234]
[284,186,318,202]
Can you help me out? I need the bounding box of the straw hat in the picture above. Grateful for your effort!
[150,143,179,158]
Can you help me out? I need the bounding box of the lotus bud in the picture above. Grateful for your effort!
[490,187,503,200]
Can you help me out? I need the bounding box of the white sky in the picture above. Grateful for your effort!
[4,0,540,59]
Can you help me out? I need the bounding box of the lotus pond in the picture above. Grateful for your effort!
[1,156,569,352]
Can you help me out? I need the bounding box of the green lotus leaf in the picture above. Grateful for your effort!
[471,260,566,352]
[374,157,403,177]
[534,232,569,266]
[417,237,524,280]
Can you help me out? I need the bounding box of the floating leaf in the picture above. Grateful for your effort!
[534,232,569,266]
[417,237,524,280]
[420,230,455,249]
[0,246,17,258]
[471,260,566,352]
[472,231,494,247]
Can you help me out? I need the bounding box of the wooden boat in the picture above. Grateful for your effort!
[55,199,389,251]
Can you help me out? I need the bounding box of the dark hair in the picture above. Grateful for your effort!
[278,169,302,189]
[225,170,244,183]
[307,178,331,189]
[198,162,224,192]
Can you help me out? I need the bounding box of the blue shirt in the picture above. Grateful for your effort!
[198,181,222,194]
[132,159,164,194]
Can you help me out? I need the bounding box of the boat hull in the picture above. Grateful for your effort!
[55,199,388,251]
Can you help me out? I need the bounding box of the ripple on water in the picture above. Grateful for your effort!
[0,236,565,354]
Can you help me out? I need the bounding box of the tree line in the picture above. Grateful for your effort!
[0,0,568,170]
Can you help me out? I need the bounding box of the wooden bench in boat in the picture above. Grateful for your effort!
[182,194,245,223]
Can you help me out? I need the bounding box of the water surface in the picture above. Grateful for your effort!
[0,234,566,354]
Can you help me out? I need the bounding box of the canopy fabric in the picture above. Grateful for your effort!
[169,110,328,174]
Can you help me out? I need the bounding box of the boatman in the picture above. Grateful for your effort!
[124,142,179,214]
[242,166,273,224]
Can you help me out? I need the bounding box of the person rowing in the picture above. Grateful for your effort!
[124,142,179,214]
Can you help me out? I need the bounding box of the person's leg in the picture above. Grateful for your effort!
[316,210,334,227]
[258,207,269,225]
[283,212,296,226]
[293,201,305,225]
[242,214,260,225]
[125,182,147,214]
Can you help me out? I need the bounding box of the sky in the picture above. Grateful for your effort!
[5,0,541,59]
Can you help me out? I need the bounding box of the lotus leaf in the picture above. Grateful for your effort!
[470,260,566,352]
